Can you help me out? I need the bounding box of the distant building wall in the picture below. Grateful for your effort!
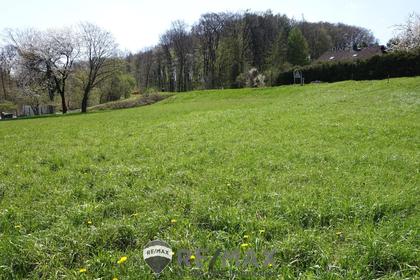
[21,105,55,116]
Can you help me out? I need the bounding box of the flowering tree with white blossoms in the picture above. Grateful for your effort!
[389,13,420,51]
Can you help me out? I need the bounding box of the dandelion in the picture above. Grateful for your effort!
[189,255,196,261]
[79,268,87,273]
[336,231,342,236]
[243,234,249,240]
[14,224,22,229]
[170,219,177,224]
[87,220,92,225]
[117,256,128,264]
[112,278,118,280]
[259,229,265,234]
[268,263,273,268]
[240,243,250,250]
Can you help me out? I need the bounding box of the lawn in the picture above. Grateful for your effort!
[0,77,419,279]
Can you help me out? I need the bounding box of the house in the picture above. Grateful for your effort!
[316,45,387,63]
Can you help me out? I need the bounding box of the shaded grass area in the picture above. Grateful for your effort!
[0,77,419,279]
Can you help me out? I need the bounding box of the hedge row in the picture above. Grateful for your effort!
[276,49,420,85]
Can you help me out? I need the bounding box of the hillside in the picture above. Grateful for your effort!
[0,77,419,279]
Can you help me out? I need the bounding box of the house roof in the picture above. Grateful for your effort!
[316,45,385,63]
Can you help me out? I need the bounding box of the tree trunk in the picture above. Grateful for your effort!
[178,62,184,92]
[60,91,68,114]
[81,89,89,113]
[145,67,150,89]
[57,79,68,113]
[0,71,7,100]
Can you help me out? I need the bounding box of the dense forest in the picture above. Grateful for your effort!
[128,11,376,92]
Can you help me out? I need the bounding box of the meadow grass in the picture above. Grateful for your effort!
[0,77,419,279]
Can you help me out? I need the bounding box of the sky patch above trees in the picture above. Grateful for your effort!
[0,0,418,52]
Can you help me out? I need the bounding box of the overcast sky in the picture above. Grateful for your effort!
[1,0,419,52]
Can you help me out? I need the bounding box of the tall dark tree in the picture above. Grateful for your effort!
[321,22,375,49]
[136,49,154,91]
[214,13,245,88]
[287,27,310,66]
[299,22,332,59]
[195,13,227,89]
[164,21,192,92]
[159,33,175,92]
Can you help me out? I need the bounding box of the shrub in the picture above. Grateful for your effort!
[0,101,17,112]
[247,68,266,88]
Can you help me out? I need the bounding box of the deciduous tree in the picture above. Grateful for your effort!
[78,22,118,113]
[389,13,420,51]
[7,28,79,113]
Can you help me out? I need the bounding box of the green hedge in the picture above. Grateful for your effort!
[277,49,420,85]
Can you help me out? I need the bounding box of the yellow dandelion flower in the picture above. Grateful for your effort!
[14,224,22,229]
[117,256,128,264]
[243,234,250,239]
[336,231,342,235]
[170,219,177,224]
[112,278,118,280]
[268,263,273,268]
[79,268,87,273]
[240,243,250,249]
[189,255,196,261]
[87,220,92,225]
[259,229,265,234]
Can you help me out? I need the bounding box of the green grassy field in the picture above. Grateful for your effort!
[0,77,419,279]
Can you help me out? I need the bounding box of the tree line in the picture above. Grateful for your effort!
[2,11,417,115]
[0,12,377,114]
[128,11,376,92]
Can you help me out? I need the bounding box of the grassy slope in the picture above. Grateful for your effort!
[0,78,419,279]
